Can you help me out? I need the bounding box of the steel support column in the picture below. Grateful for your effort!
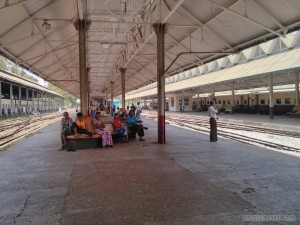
[231,82,235,113]
[197,88,200,110]
[75,19,90,116]
[105,88,108,105]
[296,72,300,107]
[241,95,244,111]
[110,81,114,104]
[181,92,184,112]
[87,67,90,115]
[18,86,21,108]
[32,90,35,110]
[37,91,39,111]
[120,68,126,109]
[10,84,13,110]
[269,75,274,119]
[153,23,166,144]
[0,81,2,117]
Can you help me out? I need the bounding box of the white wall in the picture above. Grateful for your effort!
[167,93,194,112]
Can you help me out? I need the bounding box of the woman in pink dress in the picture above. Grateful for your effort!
[93,112,113,147]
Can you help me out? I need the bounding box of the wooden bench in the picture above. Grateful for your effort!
[66,116,101,150]
[287,106,300,117]
[66,134,102,150]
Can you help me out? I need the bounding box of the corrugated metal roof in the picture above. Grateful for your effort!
[0,69,63,97]
[0,0,300,97]
[126,46,300,99]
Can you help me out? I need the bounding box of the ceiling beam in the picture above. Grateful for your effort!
[91,20,201,28]
[178,5,233,50]
[38,54,79,71]
[208,0,284,37]
[249,0,286,34]
[166,33,202,62]
[0,0,59,39]
[0,0,29,11]
[123,0,186,69]
[17,22,74,58]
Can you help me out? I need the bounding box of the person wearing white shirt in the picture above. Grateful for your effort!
[136,102,142,120]
[208,101,218,142]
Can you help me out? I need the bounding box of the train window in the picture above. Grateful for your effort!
[285,98,291,104]
[184,97,189,106]
[260,99,265,104]
[179,98,182,105]
[276,98,281,104]
[171,97,174,107]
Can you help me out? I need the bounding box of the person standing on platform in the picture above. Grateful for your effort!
[208,101,218,142]
[131,103,136,116]
[91,104,97,118]
[135,102,142,120]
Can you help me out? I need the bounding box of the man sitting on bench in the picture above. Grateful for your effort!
[127,110,148,141]
[60,111,73,150]
[72,112,93,137]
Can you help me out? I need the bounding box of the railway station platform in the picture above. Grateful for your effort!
[0,116,299,225]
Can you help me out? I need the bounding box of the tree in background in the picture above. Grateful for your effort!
[0,55,38,83]
[47,83,77,108]
[0,56,9,71]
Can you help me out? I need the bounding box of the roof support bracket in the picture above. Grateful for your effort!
[164,51,235,77]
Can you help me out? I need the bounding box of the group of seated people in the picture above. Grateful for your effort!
[60,109,148,151]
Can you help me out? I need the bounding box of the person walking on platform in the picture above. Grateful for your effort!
[135,102,142,120]
[208,101,218,142]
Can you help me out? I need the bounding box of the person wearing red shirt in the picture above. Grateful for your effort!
[112,113,126,143]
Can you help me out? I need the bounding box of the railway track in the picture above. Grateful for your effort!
[0,112,72,148]
[143,112,300,153]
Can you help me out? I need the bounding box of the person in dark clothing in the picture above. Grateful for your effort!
[127,110,148,141]
[208,101,218,142]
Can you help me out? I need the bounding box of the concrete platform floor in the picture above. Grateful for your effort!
[0,117,299,225]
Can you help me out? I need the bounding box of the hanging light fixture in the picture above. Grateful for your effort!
[42,19,51,30]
